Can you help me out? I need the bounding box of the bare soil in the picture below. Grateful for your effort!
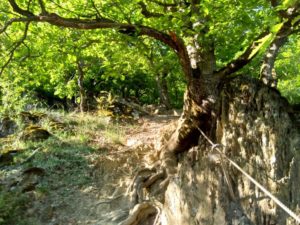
[22,114,178,225]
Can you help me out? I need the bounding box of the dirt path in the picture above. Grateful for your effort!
[125,115,178,149]
[23,114,178,225]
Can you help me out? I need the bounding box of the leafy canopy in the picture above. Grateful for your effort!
[0,0,299,112]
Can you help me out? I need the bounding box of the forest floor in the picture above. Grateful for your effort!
[0,111,179,225]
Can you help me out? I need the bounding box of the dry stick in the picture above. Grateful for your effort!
[21,147,42,164]
[197,127,300,224]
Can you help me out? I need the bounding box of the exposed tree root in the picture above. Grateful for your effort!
[143,171,165,189]
[120,77,300,225]
[121,90,213,224]
[128,167,167,205]
[95,194,123,206]
[120,202,161,225]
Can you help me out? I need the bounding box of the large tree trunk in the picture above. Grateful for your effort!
[159,76,300,225]
[121,29,300,224]
[122,75,300,225]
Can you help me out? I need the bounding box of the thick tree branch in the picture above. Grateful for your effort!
[259,17,299,85]
[5,0,193,80]
[259,35,287,87]
[259,2,299,86]
[37,13,179,49]
[216,32,269,77]
[217,1,299,79]
[6,1,175,48]
[7,1,184,51]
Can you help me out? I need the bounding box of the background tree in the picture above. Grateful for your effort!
[0,20,184,112]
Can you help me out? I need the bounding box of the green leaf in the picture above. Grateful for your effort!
[248,33,273,59]
[270,22,284,33]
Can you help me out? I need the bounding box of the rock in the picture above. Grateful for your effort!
[0,150,18,165]
[20,125,51,141]
[21,167,45,193]
[96,92,150,119]
[23,167,45,176]
[19,111,46,125]
[0,117,17,137]
[48,120,66,130]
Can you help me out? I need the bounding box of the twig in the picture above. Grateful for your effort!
[21,147,42,164]
[89,0,102,18]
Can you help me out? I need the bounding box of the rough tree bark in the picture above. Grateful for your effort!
[160,76,300,225]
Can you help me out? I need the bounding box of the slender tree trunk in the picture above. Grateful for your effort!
[77,59,86,113]
[156,72,171,110]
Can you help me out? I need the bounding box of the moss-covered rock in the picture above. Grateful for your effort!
[96,92,149,120]
[0,151,16,165]
[0,117,17,137]
[19,112,46,125]
[48,120,66,130]
[20,125,51,141]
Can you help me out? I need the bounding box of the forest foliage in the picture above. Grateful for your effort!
[0,0,299,114]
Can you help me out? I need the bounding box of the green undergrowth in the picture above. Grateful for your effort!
[0,190,29,225]
[0,110,132,225]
